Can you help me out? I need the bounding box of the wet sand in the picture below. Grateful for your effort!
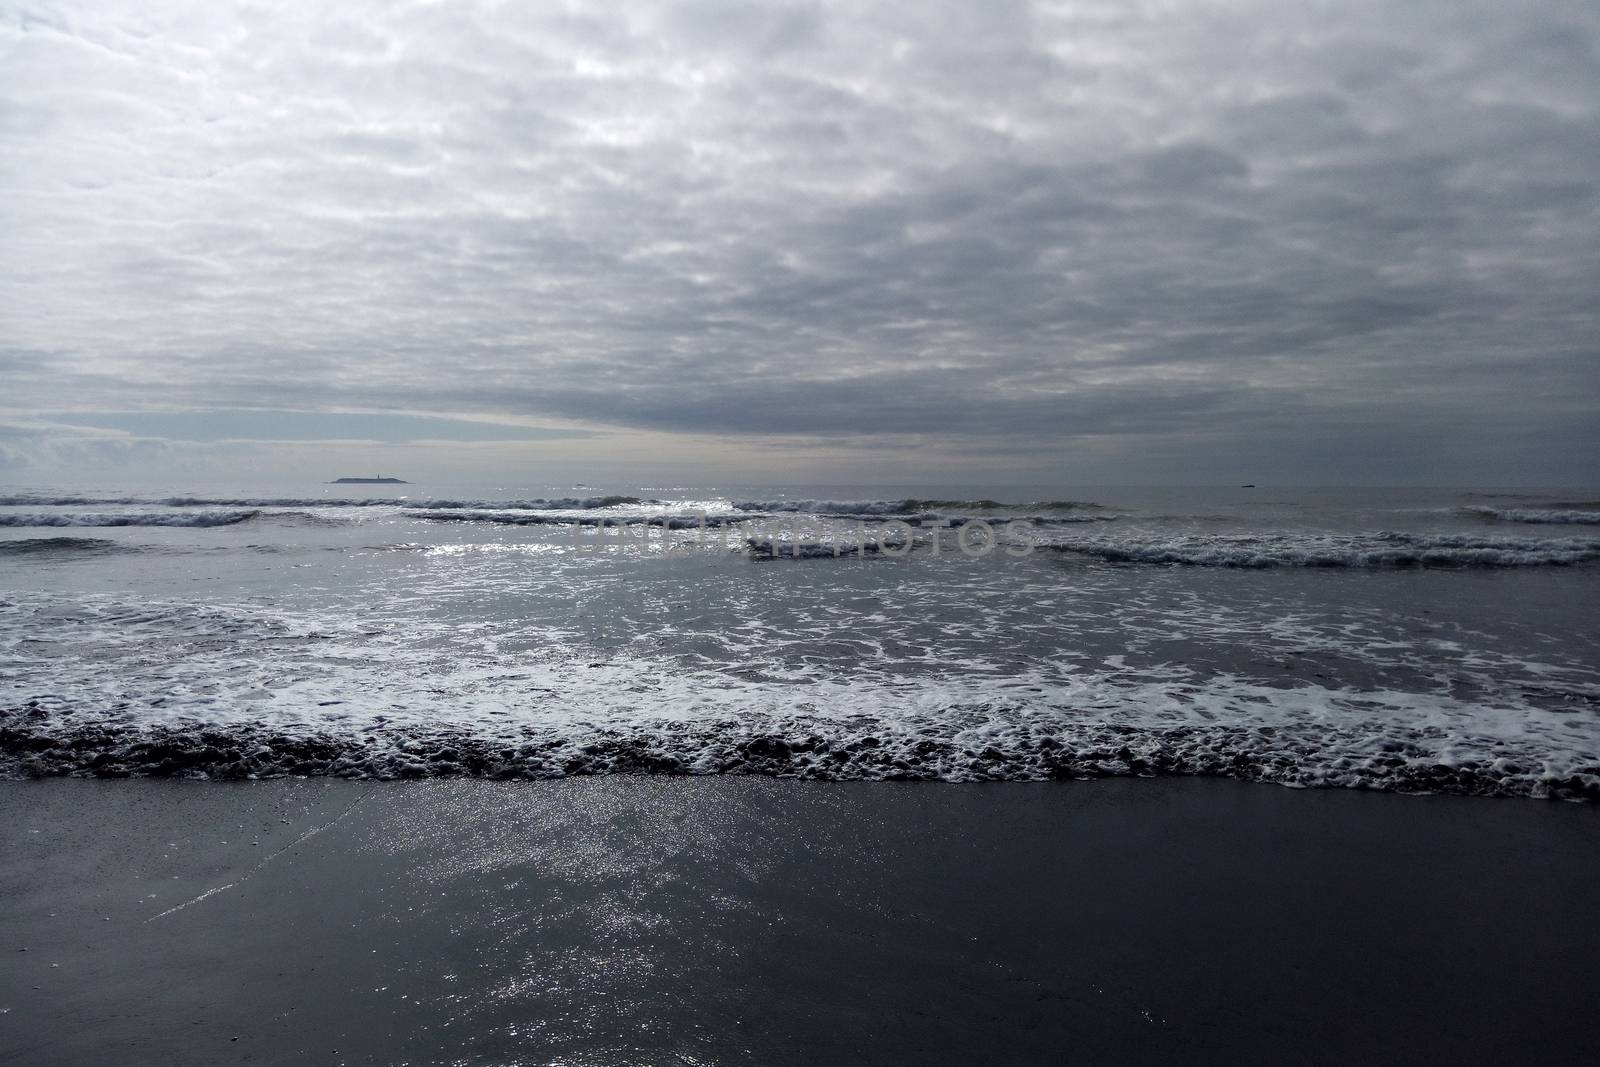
[2,777,1597,1064]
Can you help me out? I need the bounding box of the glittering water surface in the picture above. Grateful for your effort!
[2,484,1598,796]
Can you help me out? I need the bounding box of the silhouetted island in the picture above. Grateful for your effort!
[331,475,408,484]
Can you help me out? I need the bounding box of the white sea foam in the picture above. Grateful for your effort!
[2,592,1596,797]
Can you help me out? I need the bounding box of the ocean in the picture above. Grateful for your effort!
[2,483,1597,798]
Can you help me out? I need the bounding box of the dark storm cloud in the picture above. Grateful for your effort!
[1,0,1596,478]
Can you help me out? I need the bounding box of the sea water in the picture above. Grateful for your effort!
[2,483,1597,797]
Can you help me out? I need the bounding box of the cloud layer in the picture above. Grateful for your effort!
[2,0,1597,481]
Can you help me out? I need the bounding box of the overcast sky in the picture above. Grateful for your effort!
[2,0,1597,486]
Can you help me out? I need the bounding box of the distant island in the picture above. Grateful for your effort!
[330,475,408,484]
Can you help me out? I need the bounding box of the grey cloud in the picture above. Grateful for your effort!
[1,0,1597,482]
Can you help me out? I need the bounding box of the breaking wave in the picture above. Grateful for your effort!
[1037,531,1600,568]
[744,534,910,559]
[0,510,268,528]
[736,498,943,516]
[409,510,751,529]
[1025,513,1119,525]
[4,697,1596,800]
[397,495,648,510]
[1462,506,1600,525]
[732,498,1107,517]
[0,536,135,557]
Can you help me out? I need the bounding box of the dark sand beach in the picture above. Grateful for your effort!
[2,778,1597,1064]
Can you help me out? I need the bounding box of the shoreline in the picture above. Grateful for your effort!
[3,776,1598,1063]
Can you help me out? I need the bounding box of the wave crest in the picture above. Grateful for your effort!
[0,536,133,556]
[1462,505,1600,525]
[1037,531,1600,568]
[409,510,748,529]
[732,498,1107,517]
[0,510,265,528]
